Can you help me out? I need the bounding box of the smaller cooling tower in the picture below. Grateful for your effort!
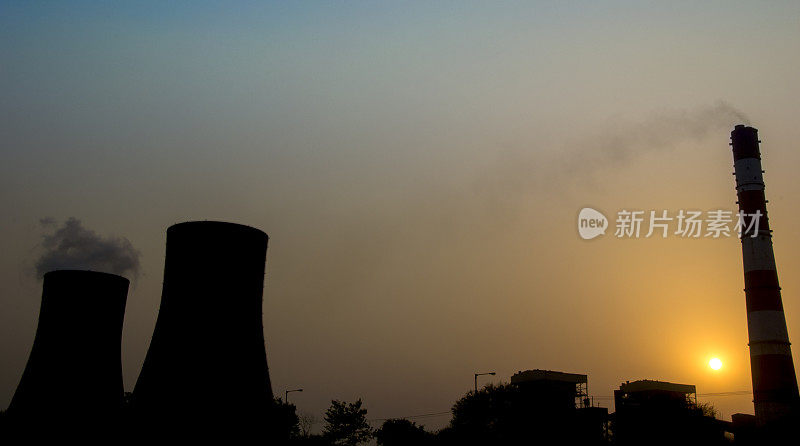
[132,221,273,425]
[8,270,129,417]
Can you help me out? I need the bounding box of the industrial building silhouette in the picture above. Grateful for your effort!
[612,380,727,445]
[4,221,275,439]
[511,369,608,444]
[132,221,273,433]
[7,270,128,430]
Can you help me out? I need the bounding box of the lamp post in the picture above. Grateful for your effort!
[285,388,303,403]
[474,372,496,392]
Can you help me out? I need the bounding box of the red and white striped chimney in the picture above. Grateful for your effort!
[731,125,799,425]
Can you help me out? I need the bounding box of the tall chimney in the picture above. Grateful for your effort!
[8,270,129,418]
[731,125,799,425]
[132,221,273,428]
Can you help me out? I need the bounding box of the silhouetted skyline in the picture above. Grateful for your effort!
[2,0,800,431]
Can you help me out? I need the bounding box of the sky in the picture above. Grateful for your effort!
[2,0,800,428]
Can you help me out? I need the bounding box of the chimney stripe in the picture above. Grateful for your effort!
[750,343,793,356]
[734,158,765,191]
[741,237,777,272]
[746,287,784,312]
[731,125,799,425]
[746,310,791,343]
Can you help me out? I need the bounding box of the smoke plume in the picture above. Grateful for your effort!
[472,101,751,201]
[561,101,750,171]
[35,217,141,279]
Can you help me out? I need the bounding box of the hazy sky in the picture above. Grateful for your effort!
[2,0,800,427]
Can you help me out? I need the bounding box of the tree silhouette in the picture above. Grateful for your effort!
[323,399,373,446]
[696,402,718,419]
[375,418,433,446]
[298,411,317,437]
[270,397,301,442]
[445,383,528,444]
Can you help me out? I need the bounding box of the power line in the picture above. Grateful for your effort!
[697,390,751,397]
[591,390,751,400]
[309,410,453,425]
[368,411,452,423]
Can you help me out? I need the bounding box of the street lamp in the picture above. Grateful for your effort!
[285,388,303,403]
[474,372,496,392]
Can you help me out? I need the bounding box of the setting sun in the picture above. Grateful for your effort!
[709,358,723,371]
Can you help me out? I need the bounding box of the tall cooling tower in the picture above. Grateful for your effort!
[132,221,273,424]
[8,270,129,417]
[731,125,800,425]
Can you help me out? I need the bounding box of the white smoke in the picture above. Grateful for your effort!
[35,217,141,279]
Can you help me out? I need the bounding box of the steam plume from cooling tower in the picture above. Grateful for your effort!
[35,217,140,279]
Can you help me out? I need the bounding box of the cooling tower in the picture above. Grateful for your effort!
[8,270,129,417]
[731,125,800,425]
[132,221,273,424]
